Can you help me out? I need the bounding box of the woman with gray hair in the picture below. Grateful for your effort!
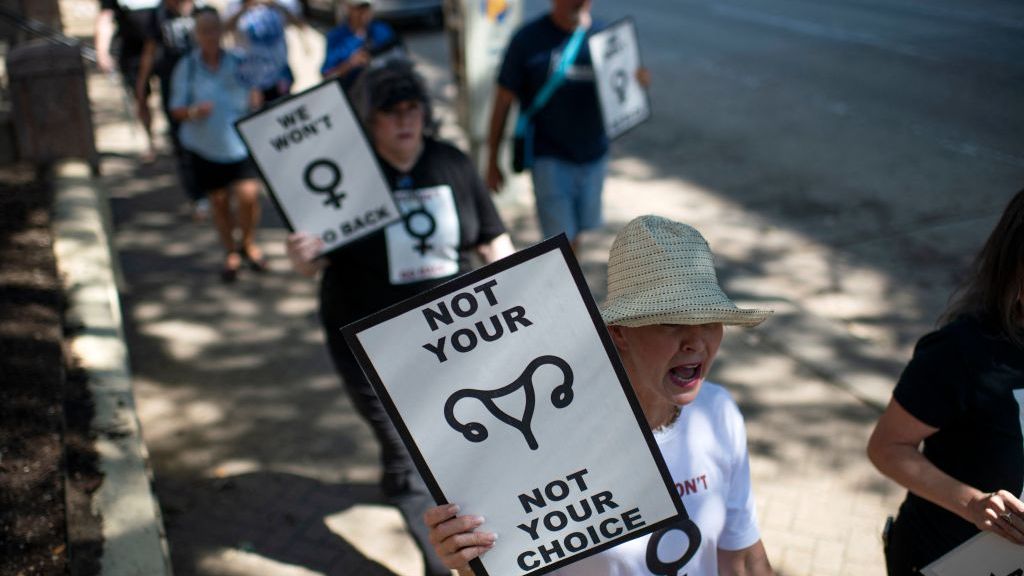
[286,59,513,576]
[424,215,775,575]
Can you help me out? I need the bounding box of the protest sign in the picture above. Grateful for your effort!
[235,80,399,255]
[588,18,651,140]
[921,531,1024,576]
[343,235,689,576]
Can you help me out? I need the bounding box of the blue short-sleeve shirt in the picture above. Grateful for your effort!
[169,49,253,163]
[320,20,399,89]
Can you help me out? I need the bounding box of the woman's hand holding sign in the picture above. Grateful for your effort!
[424,504,496,575]
[967,490,1024,544]
[286,232,327,277]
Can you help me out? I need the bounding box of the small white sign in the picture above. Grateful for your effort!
[588,18,650,140]
[235,80,400,255]
[385,185,461,285]
[344,236,687,576]
[921,531,1024,576]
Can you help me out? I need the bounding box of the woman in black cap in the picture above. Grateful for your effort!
[286,59,513,575]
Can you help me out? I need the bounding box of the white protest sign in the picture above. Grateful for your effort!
[385,185,461,285]
[588,18,650,140]
[235,80,400,255]
[344,236,689,576]
[921,531,1024,576]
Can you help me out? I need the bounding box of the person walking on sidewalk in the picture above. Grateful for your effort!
[169,6,266,282]
[425,215,775,576]
[868,188,1024,575]
[95,0,161,163]
[136,0,207,219]
[485,0,649,251]
[286,59,514,576]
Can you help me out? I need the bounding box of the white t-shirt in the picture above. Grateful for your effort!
[554,382,761,576]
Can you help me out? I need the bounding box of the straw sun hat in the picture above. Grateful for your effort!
[599,215,772,328]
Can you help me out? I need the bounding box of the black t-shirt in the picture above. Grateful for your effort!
[497,14,608,163]
[101,0,160,61]
[319,138,507,330]
[145,2,197,79]
[891,315,1024,565]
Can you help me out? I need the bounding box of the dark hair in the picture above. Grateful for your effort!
[350,58,437,138]
[942,188,1024,346]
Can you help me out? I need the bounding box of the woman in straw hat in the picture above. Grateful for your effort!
[868,188,1024,575]
[423,215,775,575]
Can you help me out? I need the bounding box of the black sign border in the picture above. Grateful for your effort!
[233,78,400,258]
[343,234,689,576]
[590,16,652,142]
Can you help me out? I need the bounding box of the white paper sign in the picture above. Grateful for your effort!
[235,80,400,255]
[385,185,460,285]
[921,531,1024,576]
[343,236,688,576]
[588,18,650,140]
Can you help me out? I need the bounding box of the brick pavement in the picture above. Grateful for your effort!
[61,0,918,573]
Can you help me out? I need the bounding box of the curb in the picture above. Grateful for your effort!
[52,161,173,576]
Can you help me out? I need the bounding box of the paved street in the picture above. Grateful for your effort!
[65,0,1024,574]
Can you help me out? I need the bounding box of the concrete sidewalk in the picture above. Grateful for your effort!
[57,0,951,573]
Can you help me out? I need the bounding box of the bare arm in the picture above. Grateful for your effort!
[95,8,116,73]
[249,88,264,111]
[484,86,515,193]
[475,233,514,264]
[867,398,1024,543]
[170,101,213,122]
[718,540,773,576]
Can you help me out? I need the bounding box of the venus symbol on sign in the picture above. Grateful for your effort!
[645,516,703,576]
[403,206,436,256]
[444,355,574,451]
[303,158,346,209]
[612,69,629,104]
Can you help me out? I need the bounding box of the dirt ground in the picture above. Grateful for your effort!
[0,167,102,576]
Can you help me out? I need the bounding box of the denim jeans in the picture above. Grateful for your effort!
[530,154,608,241]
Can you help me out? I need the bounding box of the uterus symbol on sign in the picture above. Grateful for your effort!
[303,159,346,209]
[444,355,574,451]
[604,32,623,60]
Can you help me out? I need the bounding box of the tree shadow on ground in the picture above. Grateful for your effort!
[158,471,402,576]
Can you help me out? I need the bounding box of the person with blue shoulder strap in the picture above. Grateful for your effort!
[486,0,650,251]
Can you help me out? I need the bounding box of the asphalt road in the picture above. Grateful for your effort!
[491,0,1024,349]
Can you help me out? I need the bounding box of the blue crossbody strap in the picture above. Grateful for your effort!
[514,25,588,137]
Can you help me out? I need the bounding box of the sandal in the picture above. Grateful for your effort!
[221,251,241,283]
[240,245,268,273]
